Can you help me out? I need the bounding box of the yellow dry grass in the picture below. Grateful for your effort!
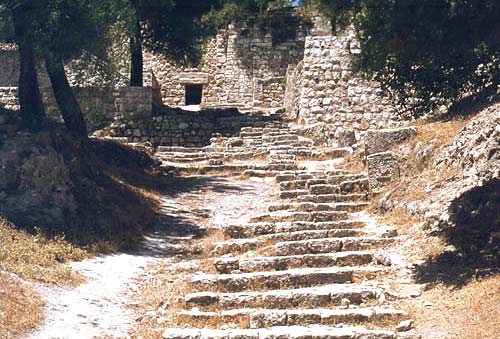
[375,117,468,204]
[409,275,500,338]
[0,274,44,339]
[0,217,86,285]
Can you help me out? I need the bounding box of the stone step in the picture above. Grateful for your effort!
[176,307,406,329]
[197,165,249,175]
[249,211,349,223]
[214,239,264,256]
[162,157,208,163]
[275,237,395,256]
[163,326,398,339]
[190,266,382,292]
[268,202,368,213]
[214,251,374,274]
[262,134,299,142]
[296,202,370,213]
[242,169,280,178]
[156,152,207,159]
[260,229,368,242]
[279,177,367,191]
[183,284,383,309]
[309,179,369,195]
[279,189,310,199]
[157,146,205,153]
[297,193,369,203]
[221,220,367,239]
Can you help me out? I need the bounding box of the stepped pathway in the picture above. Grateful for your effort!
[155,118,420,339]
[156,119,352,178]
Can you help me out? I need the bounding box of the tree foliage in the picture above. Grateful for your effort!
[310,0,500,116]
[204,0,312,46]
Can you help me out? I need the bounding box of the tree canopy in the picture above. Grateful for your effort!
[204,0,311,46]
[309,0,500,116]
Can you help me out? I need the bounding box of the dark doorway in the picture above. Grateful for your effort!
[185,84,203,105]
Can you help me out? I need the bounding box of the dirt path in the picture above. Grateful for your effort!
[26,176,276,339]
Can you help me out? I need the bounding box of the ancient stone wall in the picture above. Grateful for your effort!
[283,33,401,144]
[284,62,303,119]
[0,45,152,131]
[144,24,305,108]
[108,108,275,147]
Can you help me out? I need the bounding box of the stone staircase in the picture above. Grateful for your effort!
[157,128,419,338]
[155,119,351,178]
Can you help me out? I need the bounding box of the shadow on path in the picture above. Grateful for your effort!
[126,175,249,258]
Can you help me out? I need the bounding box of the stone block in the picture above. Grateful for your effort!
[365,127,417,155]
[367,151,400,191]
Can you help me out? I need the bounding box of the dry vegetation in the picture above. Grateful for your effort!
[408,276,500,338]
[372,114,500,338]
[0,274,44,339]
[0,218,86,285]
[381,117,468,202]
[0,217,87,338]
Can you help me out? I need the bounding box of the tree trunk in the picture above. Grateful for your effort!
[11,5,45,132]
[130,12,143,87]
[45,53,88,137]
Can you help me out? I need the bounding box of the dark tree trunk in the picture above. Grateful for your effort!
[11,6,45,132]
[130,12,143,87]
[45,53,88,138]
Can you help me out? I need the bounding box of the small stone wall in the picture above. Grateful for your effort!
[115,87,153,119]
[108,108,275,147]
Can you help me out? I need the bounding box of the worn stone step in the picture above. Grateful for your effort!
[157,146,205,153]
[163,157,208,163]
[214,251,374,274]
[176,307,406,329]
[275,237,395,256]
[275,173,297,183]
[309,179,370,195]
[157,152,207,159]
[280,180,308,190]
[282,220,367,232]
[296,202,369,213]
[279,189,309,199]
[214,239,264,256]
[196,165,250,175]
[183,284,383,309]
[297,193,369,203]
[163,326,398,339]
[242,169,280,178]
[249,211,349,223]
[262,134,299,142]
[190,266,382,292]
[221,220,366,239]
[327,174,367,185]
[260,229,367,242]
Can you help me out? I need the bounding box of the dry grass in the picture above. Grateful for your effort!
[129,262,199,339]
[0,274,44,339]
[408,275,500,338]
[373,117,467,204]
[369,114,500,338]
[0,218,86,285]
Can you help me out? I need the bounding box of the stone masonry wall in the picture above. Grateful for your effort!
[0,46,152,131]
[108,108,274,147]
[284,61,304,119]
[144,24,305,108]
[288,34,401,139]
